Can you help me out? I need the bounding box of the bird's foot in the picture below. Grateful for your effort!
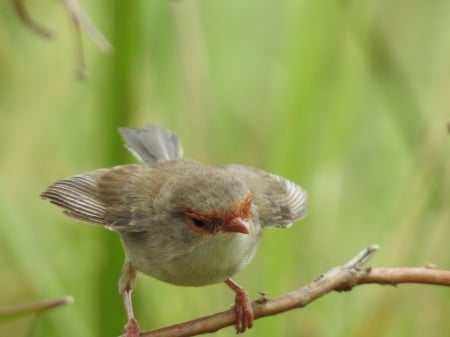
[225,278,254,333]
[123,317,140,337]
[233,287,254,333]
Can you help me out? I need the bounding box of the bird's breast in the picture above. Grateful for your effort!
[122,230,261,287]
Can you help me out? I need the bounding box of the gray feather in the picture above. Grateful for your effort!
[119,125,183,165]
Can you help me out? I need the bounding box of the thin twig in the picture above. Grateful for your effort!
[69,9,87,80]
[60,0,112,52]
[61,0,112,80]
[131,245,450,337]
[12,0,53,38]
[12,0,112,76]
[60,0,112,78]
[0,296,74,320]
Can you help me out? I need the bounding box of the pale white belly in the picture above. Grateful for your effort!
[125,232,260,286]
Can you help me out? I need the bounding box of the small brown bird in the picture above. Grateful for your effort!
[41,125,307,336]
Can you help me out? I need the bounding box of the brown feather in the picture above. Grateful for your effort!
[40,165,141,230]
[40,173,106,226]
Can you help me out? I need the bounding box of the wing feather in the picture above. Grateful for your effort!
[40,166,140,231]
[40,173,107,226]
[224,165,307,227]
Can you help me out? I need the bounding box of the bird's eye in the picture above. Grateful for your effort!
[184,210,218,234]
[191,217,207,229]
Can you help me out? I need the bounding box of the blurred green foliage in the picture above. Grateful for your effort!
[0,0,449,336]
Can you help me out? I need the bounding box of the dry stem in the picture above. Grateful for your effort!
[12,0,53,38]
[130,245,450,337]
[0,296,74,319]
[12,0,112,77]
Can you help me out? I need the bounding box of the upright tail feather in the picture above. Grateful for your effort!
[119,125,183,165]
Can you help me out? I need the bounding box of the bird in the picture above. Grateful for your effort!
[40,125,308,336]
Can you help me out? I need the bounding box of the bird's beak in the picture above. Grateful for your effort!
[224,217,251,235]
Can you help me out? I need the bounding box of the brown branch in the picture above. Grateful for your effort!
[0,296,74,319]
[132,245,450,337]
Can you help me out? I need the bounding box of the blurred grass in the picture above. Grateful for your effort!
[0,0,449,336]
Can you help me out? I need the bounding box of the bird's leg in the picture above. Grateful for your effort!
[224,278,254,333]
[119,262,140,337]
[122,284,139,337]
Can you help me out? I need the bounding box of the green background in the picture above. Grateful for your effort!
[1,0,449,336]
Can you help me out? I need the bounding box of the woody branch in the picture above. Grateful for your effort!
[134,245,450,337]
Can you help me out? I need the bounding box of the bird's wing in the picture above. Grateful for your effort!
[224,165,307,228]
[40,165,141,232]
[119,125,183,165]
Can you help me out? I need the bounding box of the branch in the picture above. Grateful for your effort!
[0,296,73,320]
[134,245,450,337]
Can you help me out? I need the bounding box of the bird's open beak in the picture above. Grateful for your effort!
[224,217,251,234]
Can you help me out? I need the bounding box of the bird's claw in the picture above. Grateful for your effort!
[123,317,140,337]
[233,288,254,333]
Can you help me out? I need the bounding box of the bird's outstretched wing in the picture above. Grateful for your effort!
[40,165,142,232]
[224,165,307,227]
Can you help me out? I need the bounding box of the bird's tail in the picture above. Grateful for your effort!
[119,125,183,165]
